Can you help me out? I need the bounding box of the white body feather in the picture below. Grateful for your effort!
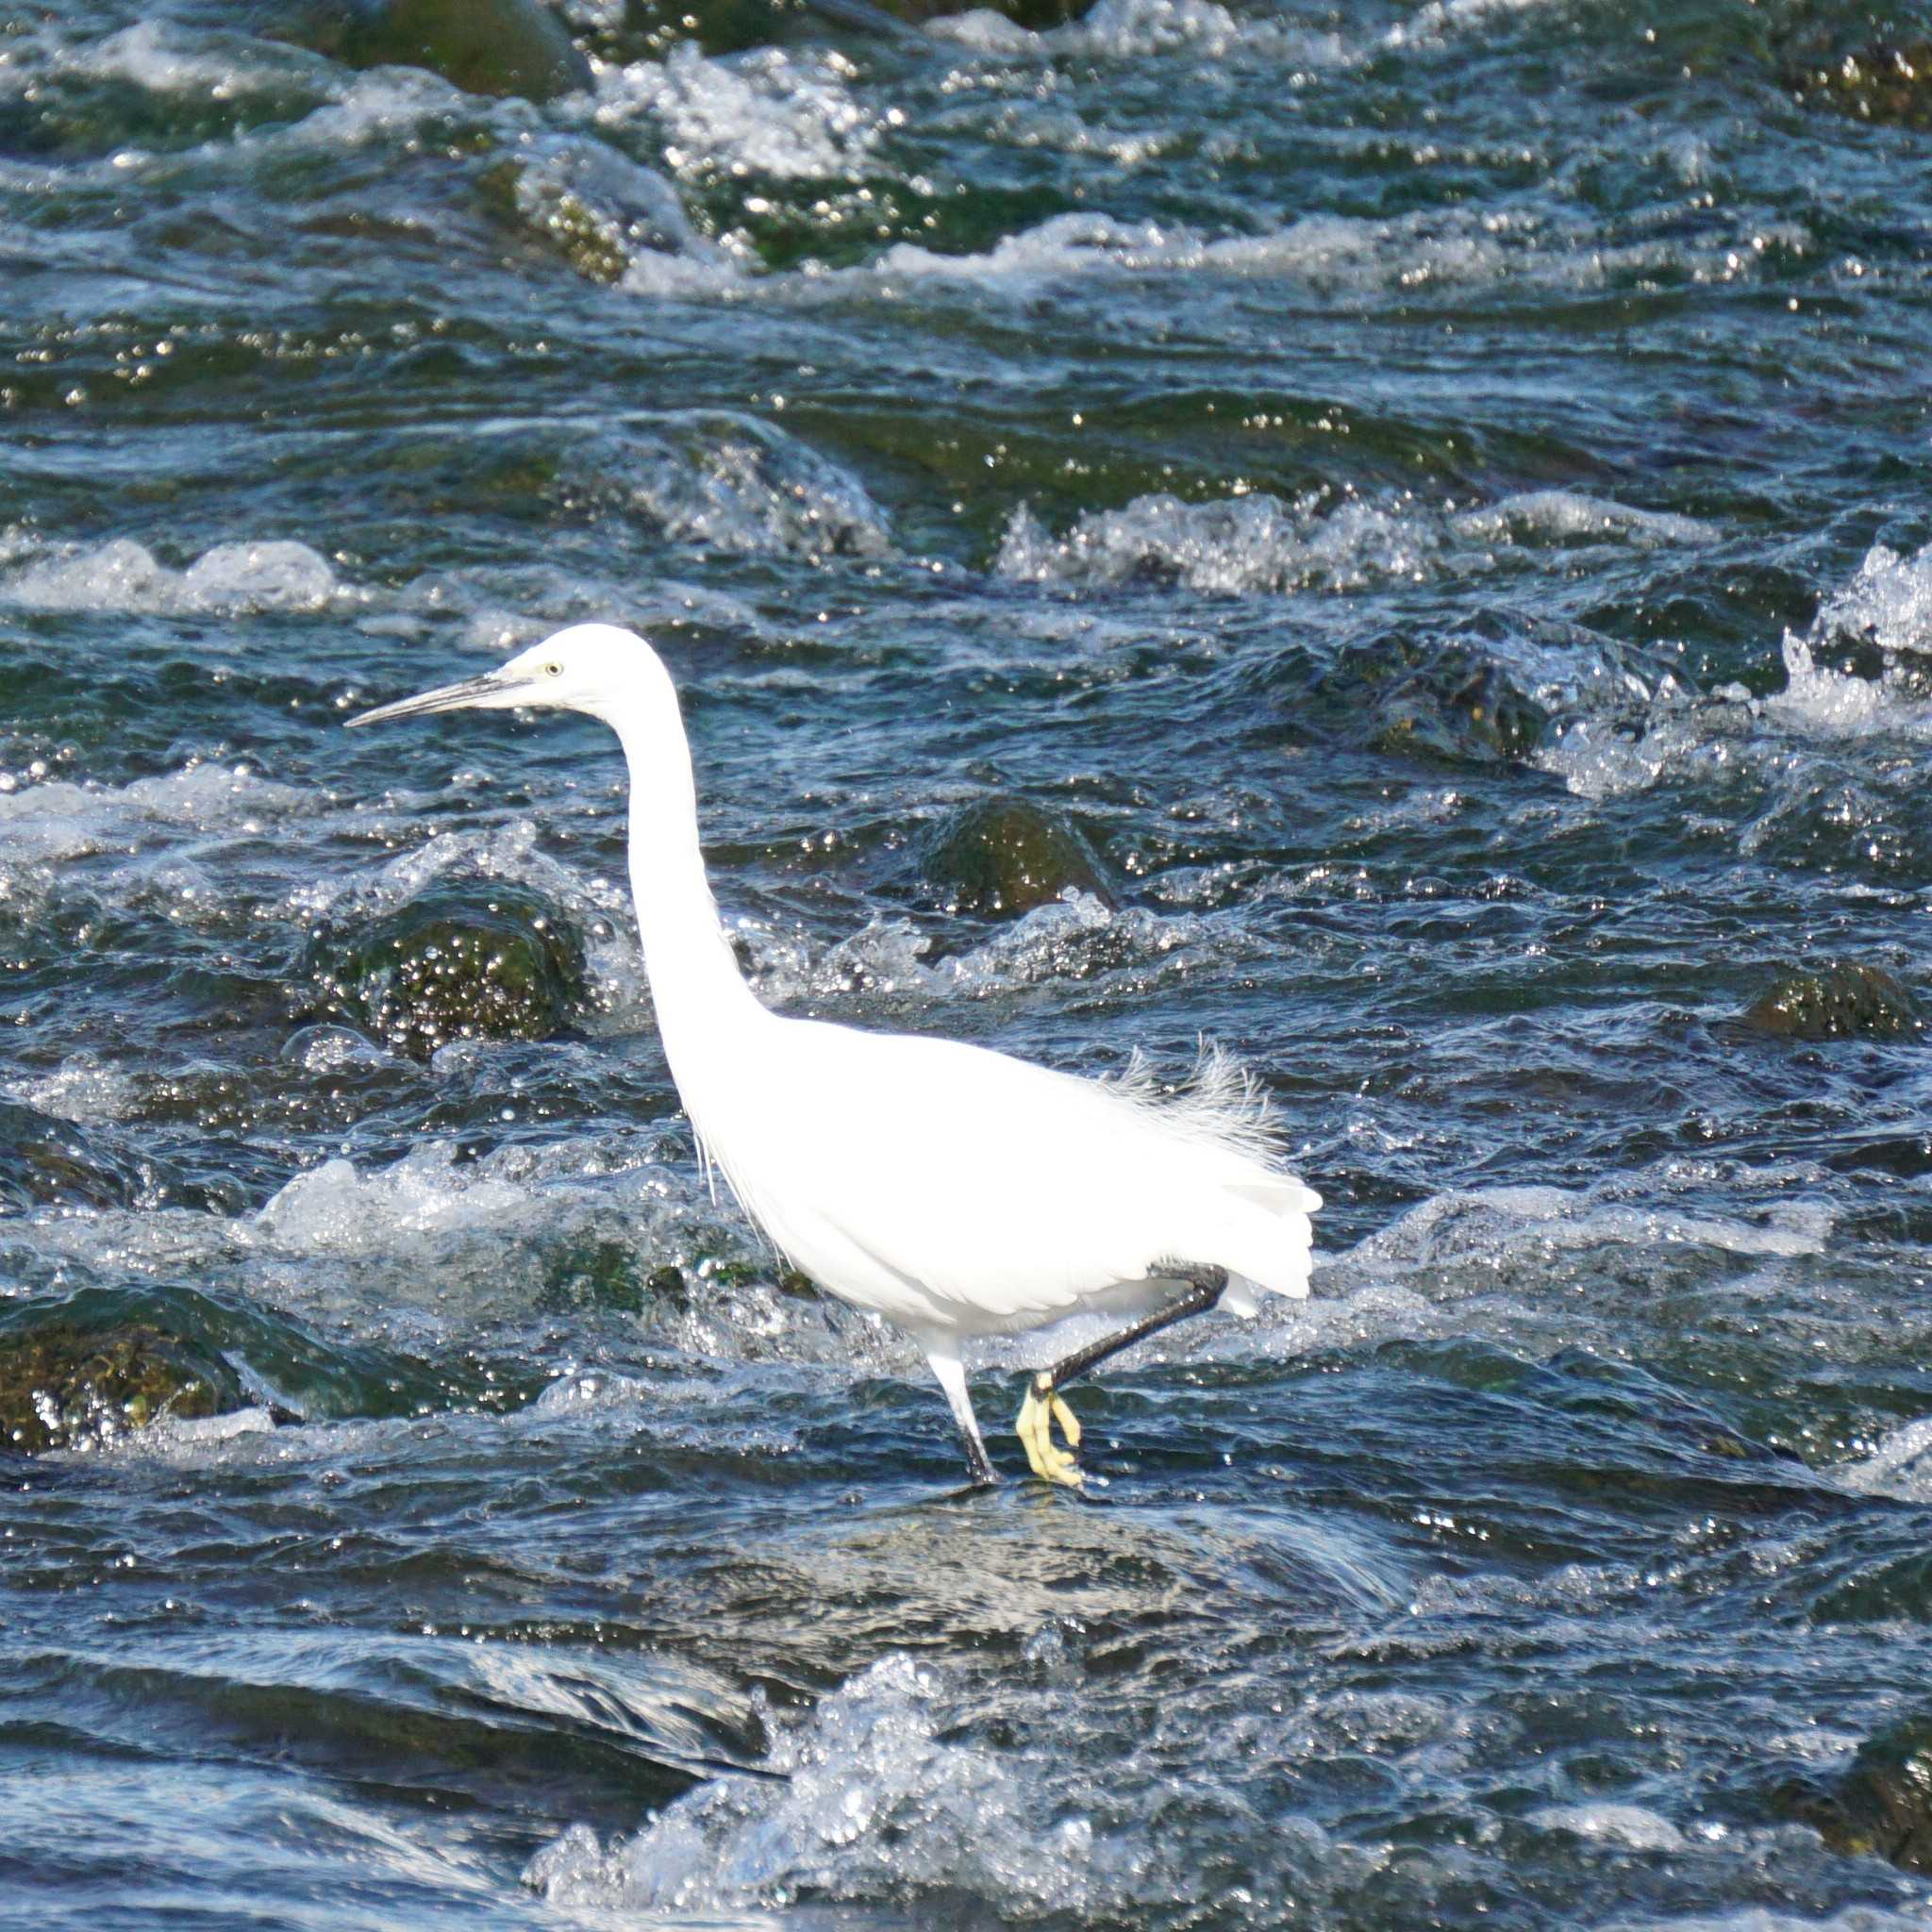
[695,1021,1320,1346]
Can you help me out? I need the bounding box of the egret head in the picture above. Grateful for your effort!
[346,624,668,731]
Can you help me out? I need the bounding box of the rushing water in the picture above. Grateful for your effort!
[5,0,1932,1924]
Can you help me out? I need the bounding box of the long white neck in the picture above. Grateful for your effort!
[607,696,770,1106]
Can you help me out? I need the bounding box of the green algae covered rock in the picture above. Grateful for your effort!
[303,881,590,1061]
[301,0,593,101]
[1779,1713,1932,1873]
[1738,961,1921,1042]
[1367,645,1548,767]
[0,1319,237,1455]
[921,797,1113,917]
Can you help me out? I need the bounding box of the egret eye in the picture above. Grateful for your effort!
[544,661,562,677]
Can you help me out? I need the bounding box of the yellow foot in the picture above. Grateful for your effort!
[1016,1373,1084,1486]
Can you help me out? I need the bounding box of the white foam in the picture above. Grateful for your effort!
[1524,1802,1688,1853]
[70,21,279,97]
[0,763,308,868]
[509,133,740,296]
[1839,1416,1932,1502]
[742,889,1201,1007]
[869,203,1802,305]
[1767,635,1932,746]
[1061,0,1255,58]
[525,1654,1096,1916]
[2,537,339,615]
[1814,539,1932,656]
[996,485,1711,598]
[1452,490,1713,549]
[1350,1177,1832,1274]
[256,1145,541,1256]
[285,67,475,152]
[593,45,884,182]
[1536,543,1932,800]
[1383,0,1566,52]
[925,8,1038,51]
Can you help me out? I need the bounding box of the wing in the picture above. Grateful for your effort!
[708,1020,1316,1335]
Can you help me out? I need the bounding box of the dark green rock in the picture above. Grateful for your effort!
[0,1320,237,1454]
[920,797,1113,917]
[1739,962,1921,1042]
[1367,645,1548,767]
[303,882,589,1061]
[300,0,593,101]
[1779,1715,1932,1872]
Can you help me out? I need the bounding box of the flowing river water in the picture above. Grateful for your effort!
[5,1,1932,1925]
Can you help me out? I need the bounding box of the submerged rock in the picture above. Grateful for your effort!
[1786,37,1932,128]
[919,797,1113,917]
[1738,961,1921,1042]
[303,882,590,1061]
[0,1101,153,1213]
[566,0,1087,62]
[1365,642,1548,767]
[0,1319,237,1455]
[609,412,892,561]
[298,0,593,101]
[482,136,716,287]
[1780,1714,1932,1873]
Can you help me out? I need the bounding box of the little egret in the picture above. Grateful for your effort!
[347,625,1320,1486]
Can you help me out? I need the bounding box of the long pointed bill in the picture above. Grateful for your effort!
[344,670,527,729]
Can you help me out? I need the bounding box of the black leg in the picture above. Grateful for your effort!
[1014,1264,1230,1484]
[963,1431,997,1487]
[1038,1262,1228,1396]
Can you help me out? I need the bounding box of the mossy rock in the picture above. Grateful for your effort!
[303,881,589,1061]
[1367,645,1548,767]
[296,0,593,101]
[1778,1715,1932,1872]
[0,1320,238,1455]
[1738,961,1921,1042]
[920,797,1113,917]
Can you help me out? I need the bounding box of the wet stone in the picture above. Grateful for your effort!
[302,882,590,1062]
[1737,961,1922,1042]
[1779,1714,1932,1873]
[1364,644,1548,768]
[0,1319,238,1456]
[298,0,594,101]
[919,797,1113,917]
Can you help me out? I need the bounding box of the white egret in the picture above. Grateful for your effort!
[347,625,1319,1486]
